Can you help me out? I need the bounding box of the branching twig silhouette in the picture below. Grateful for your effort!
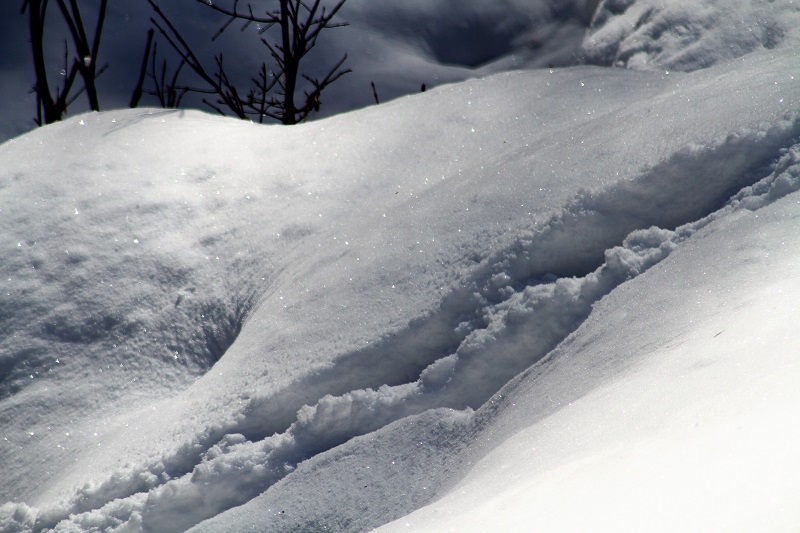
[145,0,350,124]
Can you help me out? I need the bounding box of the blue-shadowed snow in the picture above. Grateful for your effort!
[1,1,800,531]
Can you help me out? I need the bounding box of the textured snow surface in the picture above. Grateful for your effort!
[375,152,800,533]
[583,0,800,71]
[2,1,800,531]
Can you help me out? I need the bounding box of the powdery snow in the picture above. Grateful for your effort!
[375,153,800,533]
[583,0,800,71]
[1,1,800,531]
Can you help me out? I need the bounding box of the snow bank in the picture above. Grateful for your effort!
[193,140,800,532]
[2,4,800,530]
[583,0,800,71]
[375,153,800,533]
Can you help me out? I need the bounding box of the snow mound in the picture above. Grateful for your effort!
[1,24,800,532]
[582,0,800,71]
[193,141,800,532]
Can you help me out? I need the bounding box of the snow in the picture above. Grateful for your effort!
[583,0,795,71]
[375,170,800,533]
[2,1,800,531]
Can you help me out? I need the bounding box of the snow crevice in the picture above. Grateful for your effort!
[23,123,800,532]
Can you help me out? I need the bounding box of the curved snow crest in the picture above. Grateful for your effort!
[229,112,800,443]
[13,107,800,529]
[11,135,800,533]
[2,40,799,531]
[582,0,800,71]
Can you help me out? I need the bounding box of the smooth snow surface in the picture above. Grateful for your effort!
[2,1,800,531]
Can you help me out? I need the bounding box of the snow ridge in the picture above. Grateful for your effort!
[17,120,800,532]
[192,137,800,533]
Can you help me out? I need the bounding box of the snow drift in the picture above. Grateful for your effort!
[2,0,800,531]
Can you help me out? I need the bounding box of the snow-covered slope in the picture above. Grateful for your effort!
[2,1,800,531]
[198,147,800,533]
[373,157,800,533]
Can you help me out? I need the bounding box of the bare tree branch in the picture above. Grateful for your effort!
[131,28,155,108]
[54,0,108,111]
[146,0,249,119]
[23,0,83,124]
[146,0,350,124]
[192,0,277,24]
